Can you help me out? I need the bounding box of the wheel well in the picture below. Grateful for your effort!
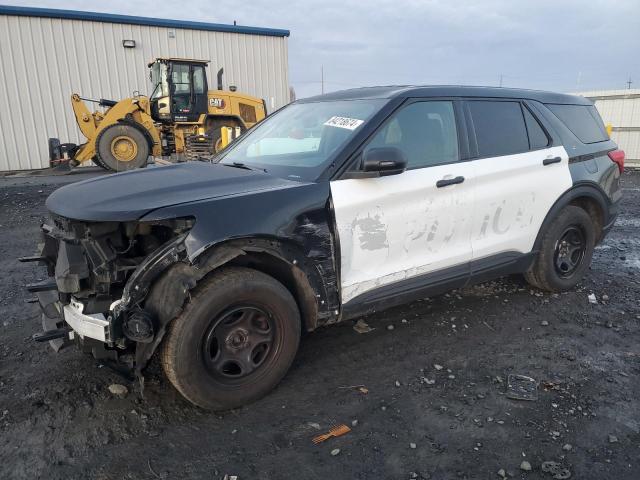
[204,115,246,131]
[569,196,604,240]
[226,251,318,332]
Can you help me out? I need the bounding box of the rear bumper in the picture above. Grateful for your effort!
[600,199,619,242]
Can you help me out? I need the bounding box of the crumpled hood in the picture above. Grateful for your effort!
[46,162,297,221]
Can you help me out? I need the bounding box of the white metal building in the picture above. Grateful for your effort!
[575,89,640,168]
[0,5,290,171]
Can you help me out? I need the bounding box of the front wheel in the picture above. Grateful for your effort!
[161,267,301,410]
[525,206,596,292]
[95,124,150,171]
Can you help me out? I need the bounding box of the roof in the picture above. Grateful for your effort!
[0,5,290,37]
[300,85,593,105]
[150,58,210,66]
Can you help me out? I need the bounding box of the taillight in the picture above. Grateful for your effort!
[608,149,625,174]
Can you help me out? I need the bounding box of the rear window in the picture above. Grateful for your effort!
[468,101,529,157]
[523,106,550,149]
[546,104,608,144]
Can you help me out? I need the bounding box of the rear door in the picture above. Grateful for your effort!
[330,100,475,304]
[466,99,572,262]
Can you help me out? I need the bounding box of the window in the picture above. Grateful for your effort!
[546,104,608,144]
[523,106,550,149]
[171,64,191,94]
[192,66,206,95]
[468,101,529,157]
[365,101,459,169]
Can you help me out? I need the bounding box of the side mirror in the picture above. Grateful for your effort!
[361,147,407,176]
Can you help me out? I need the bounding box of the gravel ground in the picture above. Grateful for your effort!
[1,169,639,480]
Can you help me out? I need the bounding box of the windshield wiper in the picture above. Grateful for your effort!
[222,162,268,173]
[227,162,253,170]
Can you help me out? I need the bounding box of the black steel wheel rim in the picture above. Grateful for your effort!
[554,226,586,278]
[202,306,275,382]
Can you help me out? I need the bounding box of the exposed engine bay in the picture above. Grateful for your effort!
[30,215,194,370]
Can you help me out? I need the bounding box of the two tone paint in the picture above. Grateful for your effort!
[45,86,621,331]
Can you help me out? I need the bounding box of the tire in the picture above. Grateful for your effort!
[205,118,242,153]
[91,155,107,169]
[524,206,596,292]
[95,124,150,171]
[161,267,301,410]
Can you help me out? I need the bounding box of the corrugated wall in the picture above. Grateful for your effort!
[575,89,640,167]
[0,14,289,171]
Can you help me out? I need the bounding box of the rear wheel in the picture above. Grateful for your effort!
[161,267,301,410]
[525,206,596,292]
[95,124,150,171]
[205,118,242,153]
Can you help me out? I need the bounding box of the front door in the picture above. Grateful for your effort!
[330,100,475,304]
[170,63,208,122]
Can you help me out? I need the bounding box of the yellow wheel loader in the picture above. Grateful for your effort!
[49,58,267,172]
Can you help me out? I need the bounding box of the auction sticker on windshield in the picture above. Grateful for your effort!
[324,116,364,130]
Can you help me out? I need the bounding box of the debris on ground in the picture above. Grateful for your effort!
[505,374,538,401]
[541,461,571,479]
[497,468,506,478]
[339,384,369,395]
[588,293,597,304]
[330,448,340,456]
[520,460,532,471]
[386,324,395,331]
[312,424,351,444]
[353,319,374,334]
[108,384,129,398]
[608,434,619,443]
[562,444,573,451]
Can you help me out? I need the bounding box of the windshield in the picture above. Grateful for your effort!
[219,99,387,181]
[150,62,169,100]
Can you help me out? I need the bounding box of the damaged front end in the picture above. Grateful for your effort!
[24,214,194,373]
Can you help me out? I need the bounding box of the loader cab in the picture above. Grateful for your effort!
[149,58,209,123]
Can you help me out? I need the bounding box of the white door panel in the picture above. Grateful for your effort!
[470,145,572,259]
[331,164,474,304]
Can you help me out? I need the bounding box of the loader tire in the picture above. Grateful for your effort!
[161,267,301,411]
[95,124,150,172]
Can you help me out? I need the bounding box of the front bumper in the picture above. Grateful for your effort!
[63,297,111,342]
[35,290,113,351]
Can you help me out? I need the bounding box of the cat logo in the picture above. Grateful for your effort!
[209,97,225,109]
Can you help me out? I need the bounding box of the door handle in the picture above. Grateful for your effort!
[543,156,562,166]
[436,176,465,188]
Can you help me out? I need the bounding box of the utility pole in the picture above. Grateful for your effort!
[627,77,633,90]
[321,65,324,94]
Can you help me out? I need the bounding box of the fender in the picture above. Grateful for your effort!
[532,182,612,253]
[132,236,328,376]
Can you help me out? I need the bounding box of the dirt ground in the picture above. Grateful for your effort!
[1,169,639,480]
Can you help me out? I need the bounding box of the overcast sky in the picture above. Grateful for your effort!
[7,0,640,98]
